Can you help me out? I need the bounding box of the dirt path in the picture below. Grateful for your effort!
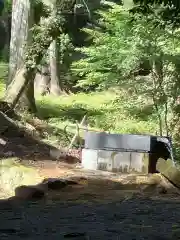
[0,160,179,239]
[20,160,180,202]
[0,195,179,239]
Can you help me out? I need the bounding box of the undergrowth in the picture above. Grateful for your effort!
[36,89,158,147]
[0,62,7,98]
[0,63,159,148]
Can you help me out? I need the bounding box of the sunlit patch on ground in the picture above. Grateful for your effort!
[0,159,179,203]
[0,158,43,198]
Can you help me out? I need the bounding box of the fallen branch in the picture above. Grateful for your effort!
[64,123,107,135]
[65,115,110,150]
[68,115,87,150]
[0,110,19,134]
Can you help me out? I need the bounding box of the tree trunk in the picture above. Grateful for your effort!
[0,14,11,61]
[34,2,50,97]
[5,0,76,108]
[49,40,62,95]
[5,68,36,110]
[49,0,62,96]
[34,65,50,96]
[7,0,36,112]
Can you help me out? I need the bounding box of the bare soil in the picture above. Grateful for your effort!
[0,159,179,239]
[0,128,180,239]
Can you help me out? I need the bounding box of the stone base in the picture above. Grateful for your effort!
[82,149,149,173]
[157,158,180,188]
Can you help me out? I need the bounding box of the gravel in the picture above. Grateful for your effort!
[0,196,179,239]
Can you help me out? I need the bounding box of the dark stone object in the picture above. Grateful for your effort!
[64,232,87,238]
[84,132,173,173]
[42,178,78,190]
[43,179,67,190]
[15,185,45,200]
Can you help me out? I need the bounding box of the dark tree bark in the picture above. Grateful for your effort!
[7,0,36,112]
[49,39,62,95]
[48,0,62,96]
[34,65,50,96]
[5,0,76,108]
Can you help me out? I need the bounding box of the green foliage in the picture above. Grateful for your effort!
[36,89,158,147]
[72,1,180,137]
[2,0,11,14]
[72,3,140,88]
[132,0,180,28]
[133,0,180,8]
[0,62,7,97]
[25,0,78,75]
[57,33,74,64]
[33,0,51,23]
[25,9,65,71]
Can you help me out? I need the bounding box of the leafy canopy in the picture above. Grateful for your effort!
[72,2,180,88]
[72,1,180,135]
[132,0,180,27]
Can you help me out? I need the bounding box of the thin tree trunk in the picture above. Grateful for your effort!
[152,94,163,136]
[34,2,50,96]
[164,101,169,136]
[0,14,11,61]
[7,0,36,112]
[152,60,163,136]
[49,40,62,95]
[5,68,36,110]
[49,0,62,96]
[34,65,50,95]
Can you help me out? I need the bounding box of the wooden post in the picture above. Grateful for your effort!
[68,114,87,150]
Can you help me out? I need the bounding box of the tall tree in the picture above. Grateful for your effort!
[7,0,36,112]
[49,0,61,95]
[34,63,50,96]
[132,0,180,28]
[0,0,11,60]
[0,0,4,15]
[72,2,180,136]
[5,0,76,109]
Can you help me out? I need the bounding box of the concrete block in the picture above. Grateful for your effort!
[81,148,149,173]
[81,149,98,170]
[157,158,180,188]
[130,152,145,172]
[98,150,113,171]
[113,152,131,172]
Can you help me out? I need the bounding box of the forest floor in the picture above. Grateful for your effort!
[0,119,179,239]
[0,64,180,238]
[0,159,180,239]
[35,89,158,148]
[0,127,179,239]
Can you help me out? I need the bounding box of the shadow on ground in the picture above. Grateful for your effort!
[0,132,59,161]
[0,104,81,163]
[12,174,180,202]
[0,118,79,163]
[37,102,103,122]
[0,176,180,239]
